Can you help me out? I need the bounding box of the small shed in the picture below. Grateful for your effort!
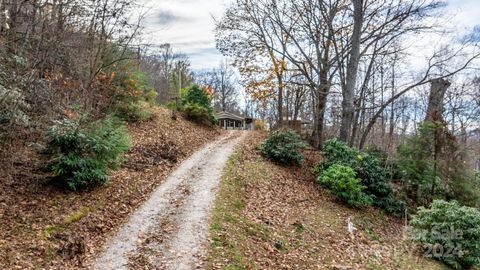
[281,117,311,133]
[216,111,248,130]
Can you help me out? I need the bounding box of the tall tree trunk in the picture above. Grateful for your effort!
[350,53,375,147]
[388,64,396,150]
[424,78,450,202]
[425,78,451,122]
[313,88,327,149]
[339,0,363,142]
[277,73,284,128]
[350,87,365,147]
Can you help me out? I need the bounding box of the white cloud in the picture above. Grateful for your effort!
[138,0,229,70]
[446,0,480,29]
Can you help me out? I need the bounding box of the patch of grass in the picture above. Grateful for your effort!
[292,221,305,233]
[43,225,64,238]
[224,213,237,223]
[207,149,270,270]
[243,218,271,241]
[64,207,91,224]
[211,222,221,231]
[243,161,274,183]
[233,200,245,210]
[42,207,92,239]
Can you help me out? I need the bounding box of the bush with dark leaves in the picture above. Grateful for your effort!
[316,139,405,216]
[261,130,307,166]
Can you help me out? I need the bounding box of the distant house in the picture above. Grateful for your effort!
[281,117,310,132]
[216,111,253,130]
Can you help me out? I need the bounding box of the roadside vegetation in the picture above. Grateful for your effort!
[179,84,217,125]
[253,126,480,269]
[0,107,222,269]
[208,132,447,269]
[44,116,132,190]
[260,129,307,165]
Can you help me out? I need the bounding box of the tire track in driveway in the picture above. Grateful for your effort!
[92,131,246,270]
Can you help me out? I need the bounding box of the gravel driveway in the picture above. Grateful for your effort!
[92,131,246,270]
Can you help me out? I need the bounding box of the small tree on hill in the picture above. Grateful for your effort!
[180,84,216,125]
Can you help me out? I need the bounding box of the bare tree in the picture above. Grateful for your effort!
[195,60,239,112]
[141,44,194,104]
[358,45,480,149]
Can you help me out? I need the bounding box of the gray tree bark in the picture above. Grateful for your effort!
[425,78,451,122]
[339,0,364,143]
[277,72,284,128]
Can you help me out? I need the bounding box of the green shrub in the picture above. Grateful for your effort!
[319,138,359,169]
[183,102,214,124]
[181,84,212,108]
[180,84,216,125]
[317,164,373,208]
[397,123,438,204]
[46,116,132,190]
[317,139,404,216]
[364,144,389,165]
[411,200,480,269]
[356,154,393,198]
[260,130,307,166]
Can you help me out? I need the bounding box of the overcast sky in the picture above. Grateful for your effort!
[138,0,480,71]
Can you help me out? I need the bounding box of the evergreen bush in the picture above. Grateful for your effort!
[260,130,307,166]
[105,56,158,122]
[183,103,213,124]
[411,200,480,269]
[397,121,478,207]
[180,84,216,125]
[46,115,132,190]
[317,139,405,216]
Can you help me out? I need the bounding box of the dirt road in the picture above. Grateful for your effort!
[93,131,246,270]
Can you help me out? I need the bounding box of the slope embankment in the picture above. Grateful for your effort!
[0,107,223,269]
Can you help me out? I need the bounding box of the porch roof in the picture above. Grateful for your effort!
[216,111,245,122]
